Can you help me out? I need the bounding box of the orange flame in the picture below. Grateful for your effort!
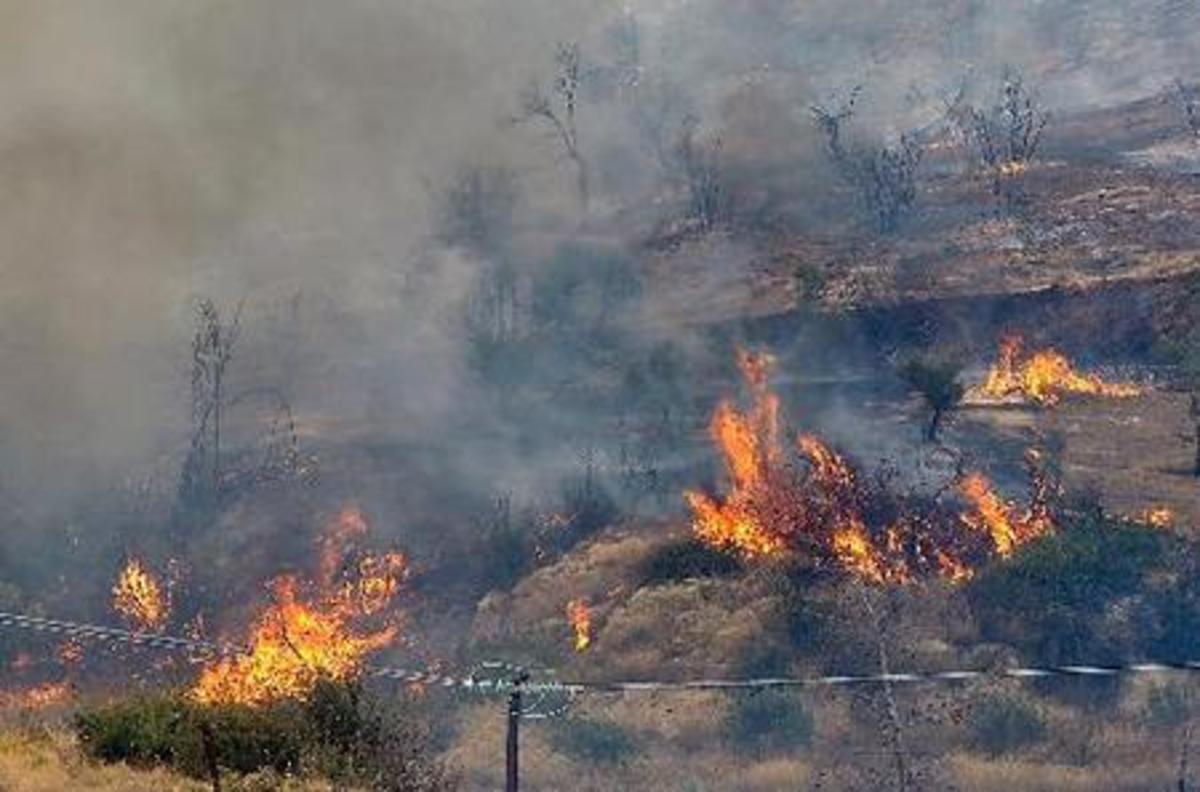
[112,557,169,631]
[684,349,976,584]
[683,349,787,558]
[567,598,592,652]
[973,334,1141,406]
[1140,507,1175,529]
[191,510,408,707]
[0,681,72,710]
[958,467,1054,558]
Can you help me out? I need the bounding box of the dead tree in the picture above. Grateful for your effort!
[675,115,727,230]
[812,87,924,233]
[858,586,913,792]
[179,298,241,508]
[515,42,591,215]
[1173,80,1200,142]
[959,70,1049,206]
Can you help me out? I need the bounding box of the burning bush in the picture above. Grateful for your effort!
[684,349,1046,584]
[192,508,409,707]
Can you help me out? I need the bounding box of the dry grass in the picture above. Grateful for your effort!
[960,389,1198,528]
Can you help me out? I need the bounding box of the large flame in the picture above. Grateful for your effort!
[684,350,977,583]
[112,557,169,631]
[192,508,408,707]
[567,598,592,652]
[972,334,1141,406]
[683,349,788,558]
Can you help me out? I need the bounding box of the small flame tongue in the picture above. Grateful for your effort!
[567,599,592,653]
[112,557,169,631]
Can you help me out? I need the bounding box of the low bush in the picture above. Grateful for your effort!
[75,694,302,778]
[640,538,742,585]
[548,717,640,766]
[969,694,1046,757]
[75,681,452,791]
[725,690,814,756]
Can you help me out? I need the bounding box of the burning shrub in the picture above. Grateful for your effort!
[684,349,1005,584]
[548,716,640,766]
[969,694,1046,757]
[639,537,743,586]
[725,690,814,756]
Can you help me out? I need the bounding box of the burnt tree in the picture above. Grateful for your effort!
[515,42,591,215]
[813,87,924,233]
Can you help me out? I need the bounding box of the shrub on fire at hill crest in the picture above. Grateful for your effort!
[74,681,453,791]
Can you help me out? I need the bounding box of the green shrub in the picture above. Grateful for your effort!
[969,695,1046,756]
[75,694,303,777]
[725,690,814,756]
[549,717,640,766]
[75,682,452,791]
[969,511,1173,665]
[640,538,742,585]
[1145,684,1194,728]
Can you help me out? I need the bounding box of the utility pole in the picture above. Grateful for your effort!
[506,669,530,792]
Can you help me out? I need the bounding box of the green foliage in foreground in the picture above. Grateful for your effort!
[968,510,1181,665]
[75,681,453,791]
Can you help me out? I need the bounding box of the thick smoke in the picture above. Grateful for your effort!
[1,0,1196,574]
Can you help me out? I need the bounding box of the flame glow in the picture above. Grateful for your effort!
[567,598,592,652]
[972,334,1141,406]
[1140,507,1175,529]
[191,508,408,707]
[112,557,169,631]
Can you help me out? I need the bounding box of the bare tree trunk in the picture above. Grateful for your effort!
[212,364,222,493]
[1193,422,1200,478]
[1181,722,1195,792]
[860,588,911,792]
[926,409,942,443]
[573,153,590,216]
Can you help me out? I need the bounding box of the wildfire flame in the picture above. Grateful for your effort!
[0,681,72,710]
[971,334,1141,406]
[958,451,1056,558]
[684,349,787,558]
[1140,506,1175,529]
[112,557,169,631]
[684,349,984,584]
[567,598,592,652]
[191,509,408,707]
